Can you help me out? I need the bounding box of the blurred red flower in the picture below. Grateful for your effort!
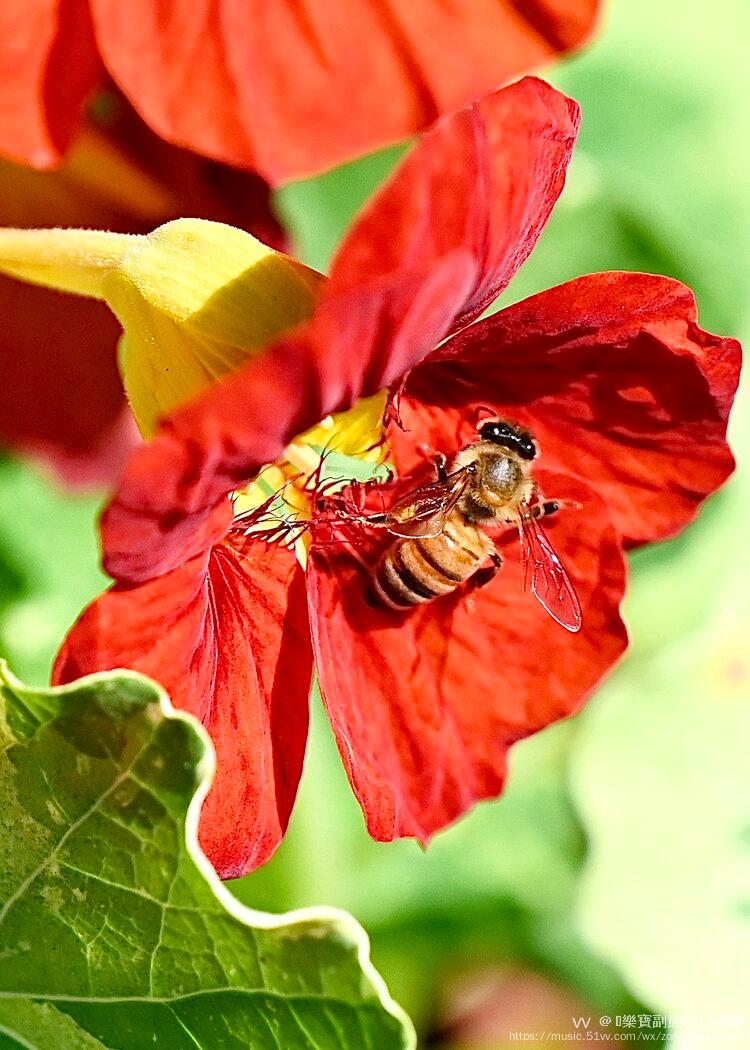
[0,90,284,483]
[0,0,601,183]
[53,79,740,877]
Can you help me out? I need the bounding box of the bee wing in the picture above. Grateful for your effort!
[380,466,474,539]
[517,507,582,632]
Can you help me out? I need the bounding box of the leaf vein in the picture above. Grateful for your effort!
[0,727,160,926]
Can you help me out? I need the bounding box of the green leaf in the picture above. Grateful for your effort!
[0,664,415,1050]
[570,573,750,1040]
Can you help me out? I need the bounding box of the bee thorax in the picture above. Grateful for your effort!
[482,454,523,494]
[455,452,525,522]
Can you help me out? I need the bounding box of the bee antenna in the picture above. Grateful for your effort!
[473,404,499,429]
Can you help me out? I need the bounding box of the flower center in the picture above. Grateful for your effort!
[231,390,390,559]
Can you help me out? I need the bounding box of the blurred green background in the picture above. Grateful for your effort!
[1,1,748,1047]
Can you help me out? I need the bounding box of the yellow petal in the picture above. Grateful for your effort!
[290,390,388,465]
[0,226,140,299]
[234,390,388,523]
[104,219,324,436]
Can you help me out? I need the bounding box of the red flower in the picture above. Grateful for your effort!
[53,79,741,877]
[0,0,601,182]
[0,89,284,484]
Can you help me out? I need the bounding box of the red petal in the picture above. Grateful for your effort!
[0,276,136,483]
[91,1,597,182]
[92,85,288,251]
[393,273,741,545]
[102,334,322,581]
[0,0,101,167]
[102,481,234,585]
[307,470,626,843]
[325,76,579,344]
[53,538,312,877]
[103,79,578,578]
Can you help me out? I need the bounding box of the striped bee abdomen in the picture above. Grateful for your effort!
[371,515,494,610]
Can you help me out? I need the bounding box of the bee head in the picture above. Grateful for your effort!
[477,419,537,460]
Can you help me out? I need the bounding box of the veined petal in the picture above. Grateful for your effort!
[53,538,312,877]
[91,0,598,182]
[307,470,626,843]
[394,272,742,545]
[323,76,580,359]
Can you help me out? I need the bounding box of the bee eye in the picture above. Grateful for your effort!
[478,420,536,460]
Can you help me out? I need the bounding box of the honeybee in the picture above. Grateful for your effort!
[367,418,582,632]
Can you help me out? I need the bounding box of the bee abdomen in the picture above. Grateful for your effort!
[372,521,490,610]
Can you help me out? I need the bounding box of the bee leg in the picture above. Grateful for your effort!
[470,550,503,590]
[530,498,581,521]
[416,443,449,481]
[433,453,448,482]
[530,499,561,521]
